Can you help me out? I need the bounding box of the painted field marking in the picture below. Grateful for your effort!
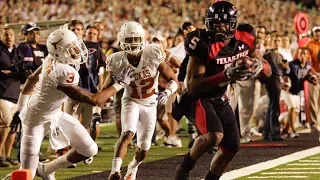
[220,146,320,180]
[298,159,320,162]
[287,163,319,166]
[310,156,320,159]
[247,176,308,179]
[275,167,320,170]
[262,172,320,174]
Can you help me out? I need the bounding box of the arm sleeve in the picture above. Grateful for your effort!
[178,56,189,82]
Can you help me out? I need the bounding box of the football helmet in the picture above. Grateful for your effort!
[119,21,145,55]
[205,1,238,41]
[46,28,88,66]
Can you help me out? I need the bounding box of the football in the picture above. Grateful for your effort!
[232,56,254,70]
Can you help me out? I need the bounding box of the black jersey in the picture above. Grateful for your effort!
[184,23,256,98]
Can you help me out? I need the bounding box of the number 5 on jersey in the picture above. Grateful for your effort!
[189,37,200,50]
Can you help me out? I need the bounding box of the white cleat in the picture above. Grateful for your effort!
[164,136,182,147]
[36,162,56,180]
[84,156,94,165]
[124,162,138,180]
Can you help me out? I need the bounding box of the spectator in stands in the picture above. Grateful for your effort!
[306,26,320,132]
[18,22,48,72]
[0,27,24,168]
[256,25,267,54]
[68,20,85,40]
[262,35,289,141]
[16,22,48,163]
[279,34,294,62]
[94,21,105,43]
[264,32,273,50]
[282,47,316,138]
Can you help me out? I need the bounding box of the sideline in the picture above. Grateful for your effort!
[220,146,320,180]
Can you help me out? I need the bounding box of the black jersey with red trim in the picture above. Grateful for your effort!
[184,23,256,98]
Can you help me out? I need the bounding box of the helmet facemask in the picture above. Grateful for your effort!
[120,34,145,56]
[64,39,88,66]
[205,17,237,41]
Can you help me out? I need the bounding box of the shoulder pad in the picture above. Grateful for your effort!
[54,62,79,86]
[144,44,166,64]
[184,29,208,60]
[237,23,255,33]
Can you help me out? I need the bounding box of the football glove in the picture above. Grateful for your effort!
[156,91,169,106]
[10,112,22,132]
[115,67,135,87]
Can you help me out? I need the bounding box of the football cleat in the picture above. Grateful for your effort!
[164,136,182,147]
[124,162,138,180]
[84,156,94,165]
[36,162,56,180]
[108,171,122,180]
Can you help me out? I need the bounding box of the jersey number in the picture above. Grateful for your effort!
[66,72,75,83]
[189,37,200,50]
[130,77,155,99]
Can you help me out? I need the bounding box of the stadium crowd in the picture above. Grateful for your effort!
[1,0,320,179]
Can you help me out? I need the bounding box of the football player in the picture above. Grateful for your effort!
[2,28,115,180]
[98,21,178,180]
[173,1,271,180]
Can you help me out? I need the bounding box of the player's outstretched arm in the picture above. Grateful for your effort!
[57,85,96,106]
[158,61,178,87]
[156,61,179,105]
[16,66,43,112]
[93,67,135,108]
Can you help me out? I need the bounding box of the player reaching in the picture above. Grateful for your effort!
[2,28,128,180]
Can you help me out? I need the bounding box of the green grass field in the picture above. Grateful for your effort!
[0,120,190,180]
[237,152,320,180]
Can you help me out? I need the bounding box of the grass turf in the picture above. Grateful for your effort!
[0,120,190,180]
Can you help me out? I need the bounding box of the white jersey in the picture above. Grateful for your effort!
[106,44,165,106]
[21,57,80,126]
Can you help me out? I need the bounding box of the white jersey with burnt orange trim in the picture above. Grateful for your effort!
[21,57,80,125]
[106,44,165,106]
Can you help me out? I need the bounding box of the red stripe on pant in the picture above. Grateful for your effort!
[195,99,207,134]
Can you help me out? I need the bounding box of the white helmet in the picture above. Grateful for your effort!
[119,21,145,55]
[46,28,88,65]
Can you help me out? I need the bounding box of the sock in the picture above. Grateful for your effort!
[181,152,196,172]
[130,156,142,169]
[112,157,123,172]
[204,171,221,180]
[44,152,73,174]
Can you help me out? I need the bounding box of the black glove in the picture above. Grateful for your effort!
[10,112,22,132]
[224,65,252,81]
[90,113,101,132]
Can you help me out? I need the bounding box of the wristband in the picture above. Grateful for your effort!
[112,83,124,92]
[92,106,102,114]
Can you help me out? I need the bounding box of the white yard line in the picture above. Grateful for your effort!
[287,163,320,166]
[275,167,320,170]
[221,146,320,180]
[262,172,320,174]
[247,176,308,179]
[298,159,320,162]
